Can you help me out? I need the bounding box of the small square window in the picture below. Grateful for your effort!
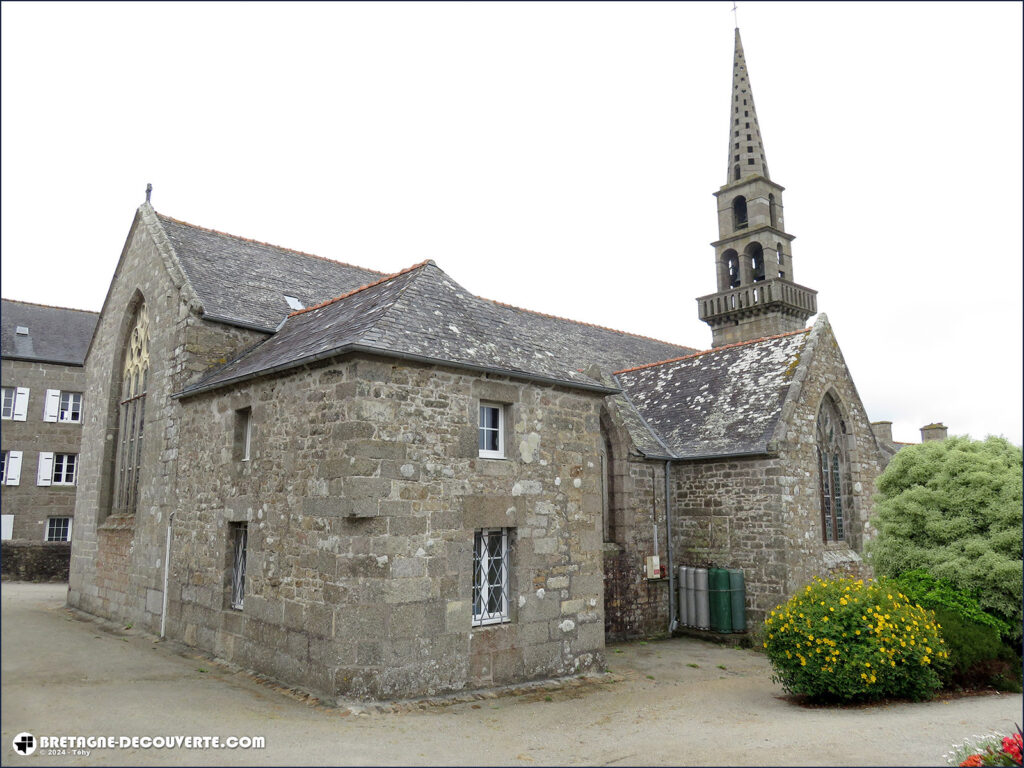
[779,271,786,279]
[478,403,505,459]
[472,528,510,626]
[46,517,71,542]
[747,159,755,165]
[58,392,83,423]
[52,454,77,485]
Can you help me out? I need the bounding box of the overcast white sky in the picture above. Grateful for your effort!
[2,1,1021,445]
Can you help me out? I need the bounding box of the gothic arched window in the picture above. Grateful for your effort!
[114,303,150,515]
[816,394,848,542]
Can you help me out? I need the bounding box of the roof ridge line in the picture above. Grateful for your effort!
[154,211,388,276]
[484,297,696,351]
[613,327,810,375]
[288,260,434,318]
[1,297,99,315]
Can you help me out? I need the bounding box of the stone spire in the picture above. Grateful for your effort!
[697,27,817,348]
[727,28,769,184]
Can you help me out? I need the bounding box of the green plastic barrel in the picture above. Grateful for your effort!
[728,569,746,633]
[708,568,732,633]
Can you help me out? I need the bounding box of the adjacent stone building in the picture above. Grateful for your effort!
[68,27,897,698]
[1,299,99,580]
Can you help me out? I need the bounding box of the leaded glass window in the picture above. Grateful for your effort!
[230,522,248,610]
[816,394,848,542]
[472,528,510,626]
[114,304,149,515]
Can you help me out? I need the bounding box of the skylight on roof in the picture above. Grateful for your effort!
[15,326,29,335]
[284,295,304,310]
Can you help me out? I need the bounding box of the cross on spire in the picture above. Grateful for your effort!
[732,1,739,28]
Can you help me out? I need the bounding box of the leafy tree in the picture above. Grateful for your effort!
[866,436,1023,639]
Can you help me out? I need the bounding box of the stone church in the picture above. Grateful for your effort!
[68,28,893,700]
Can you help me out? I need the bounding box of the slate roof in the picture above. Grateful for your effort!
[1,299,99,365]
[155,212,696,374]
[183,261,631,396]
[614,329,810,459]
[157,214,384,332]
[491,302,697,377]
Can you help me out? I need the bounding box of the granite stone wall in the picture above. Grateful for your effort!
[1,357,87,545]
[1,541,71,581]
[166,355,607,700]
[770,320,880,594]
[606,320,887,638]
[668,320,881,628]
[601,400,672,640]
[67,209,266,630]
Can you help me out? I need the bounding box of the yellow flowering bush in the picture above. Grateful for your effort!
[763,577,950,701]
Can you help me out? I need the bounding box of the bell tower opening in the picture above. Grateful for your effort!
[732,196,748,230]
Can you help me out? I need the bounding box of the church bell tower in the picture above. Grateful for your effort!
[697,28,817,347]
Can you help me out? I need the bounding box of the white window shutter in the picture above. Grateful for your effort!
[13,387,29,421]
[6,451,22,486]
[0,515,12,541]
[43,389,60,422]
[36,452,53,486]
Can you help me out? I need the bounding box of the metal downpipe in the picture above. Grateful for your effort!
[160,510,176,638]
[665,459,677,634]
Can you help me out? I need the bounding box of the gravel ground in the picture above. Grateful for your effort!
[2,582,1020,766]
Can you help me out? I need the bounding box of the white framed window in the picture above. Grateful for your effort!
[53,453,77,485]
[478,403,505,459]
[2,450,22,485]
[38,452,77,486]
[0,450,6,484]
[45,517,72,542]
[2,387,29,421]
[472,528,510,626]
[229,522,248,610]
[44,390,83,423]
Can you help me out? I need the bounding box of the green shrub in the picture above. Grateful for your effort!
[892,570,1021,691]
[763,577,949,702]
[867,436,1023,640]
